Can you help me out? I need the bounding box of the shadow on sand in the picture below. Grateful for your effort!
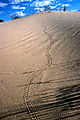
[31,83,80,120]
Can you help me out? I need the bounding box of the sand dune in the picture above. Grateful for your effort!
[0,11,80,120]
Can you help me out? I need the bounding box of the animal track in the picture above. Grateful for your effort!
[23,24,54,120]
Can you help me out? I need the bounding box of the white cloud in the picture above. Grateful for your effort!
[10,8,26,18]
[0,2,8,7]
[31,0,54,7]
[62,4,70,7]
[58,3,61,6]
[50,5,57,9]
[56,1,59,3]
[35,7,44,12]
[10,10,26,19]
[10,0,32,4]
[16,11,26,16]
[12,5,26,9]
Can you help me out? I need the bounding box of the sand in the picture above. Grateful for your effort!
[0,11,80,120]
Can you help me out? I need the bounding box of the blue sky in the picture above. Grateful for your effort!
[0,0,80,21]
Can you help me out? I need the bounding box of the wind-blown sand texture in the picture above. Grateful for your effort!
[0,11,80,120]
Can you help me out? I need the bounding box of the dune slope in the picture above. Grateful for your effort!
[0,11,80,120]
